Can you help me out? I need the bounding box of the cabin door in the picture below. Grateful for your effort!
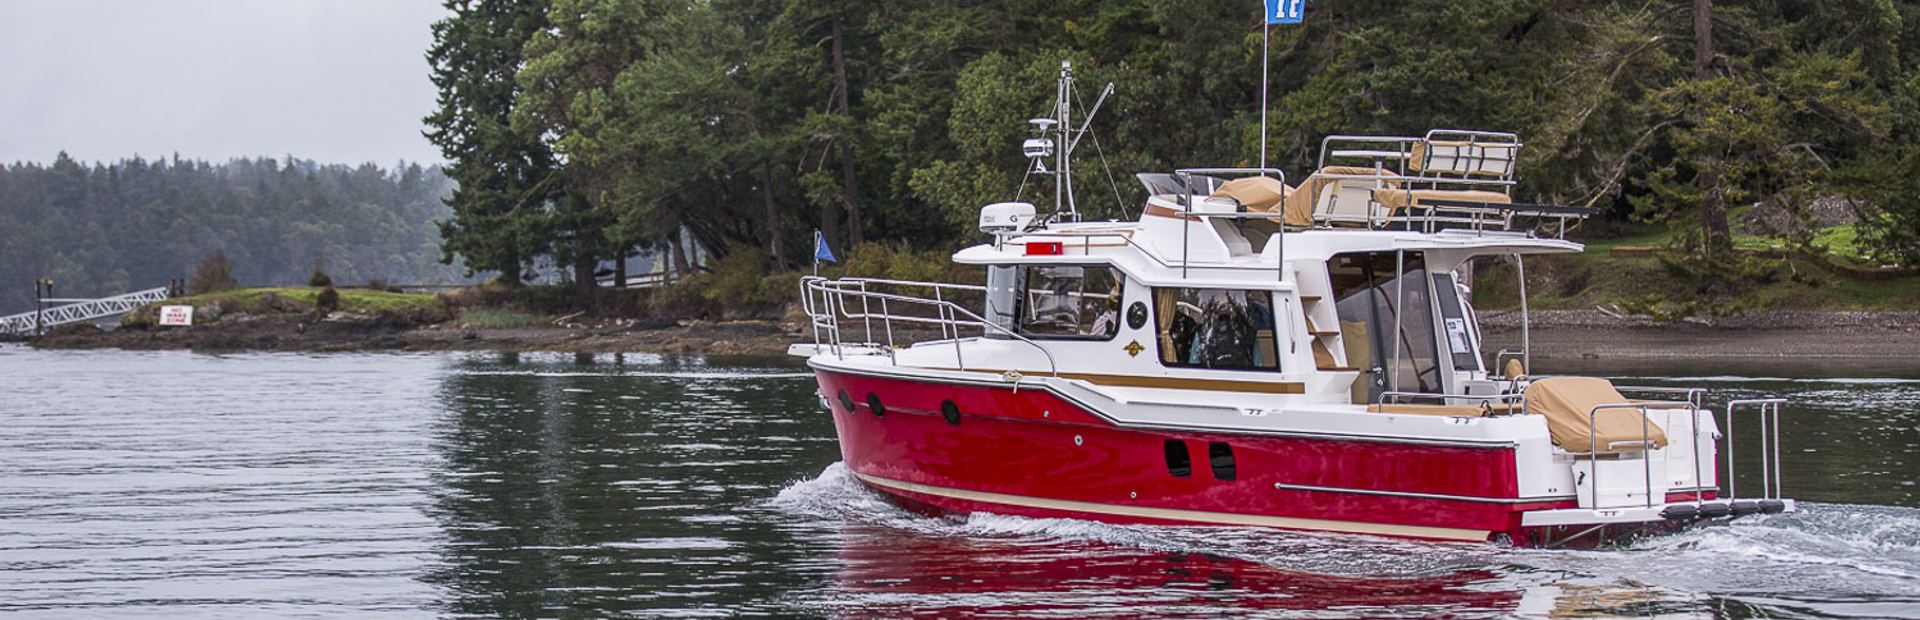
[1328,251,1445,401]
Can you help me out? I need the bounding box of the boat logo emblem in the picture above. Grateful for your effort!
[1123,340,1144,357]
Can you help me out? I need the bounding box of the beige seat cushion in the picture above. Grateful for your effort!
[1371,188,1512,212]
[1367,403,1486,417]
[1524,377,1670,453]
[1209,176,1288,214]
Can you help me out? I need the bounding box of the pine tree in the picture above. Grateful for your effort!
[424,0,559,285]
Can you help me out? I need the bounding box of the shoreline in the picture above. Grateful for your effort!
[20,309,1920,374]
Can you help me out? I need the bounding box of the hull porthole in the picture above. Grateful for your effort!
[1163,440,1192,477]
[837,389,855,415]
[1208,442,1237,481]
[866,393,886,418]
[941,400,961,425]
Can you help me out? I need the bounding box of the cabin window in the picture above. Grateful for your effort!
[1154,288,1278,370]
[1020,265,1125,339]
[1431,272,1481,372]
[983,265,1025,338]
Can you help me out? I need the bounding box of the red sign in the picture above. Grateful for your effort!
[1026,241,1064,256]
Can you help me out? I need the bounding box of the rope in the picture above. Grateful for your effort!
[1072,95,1130,220]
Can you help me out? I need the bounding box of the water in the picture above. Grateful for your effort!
[1,346,1916,618]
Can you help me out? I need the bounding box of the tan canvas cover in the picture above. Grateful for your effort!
[1371,188,1512,212]
[1524,377,1669,453]
[1209,176,1288,214]
[1283,166,1401,228]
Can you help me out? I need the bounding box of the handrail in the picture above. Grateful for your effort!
[1614,386,1711,506]
[1585,403,1660,509]
[801,276,1060,377]
[1725,398,1789,502]
[1174,167,1288,281]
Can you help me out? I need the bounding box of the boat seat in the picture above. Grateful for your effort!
[1370,188,1512,212]
[1410,139,1518,178]
[1286,166,1401,228]
[1366,403,1486,417]
[1523,377,1670,454]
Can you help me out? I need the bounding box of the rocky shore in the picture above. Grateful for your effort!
[23,306,1920,372]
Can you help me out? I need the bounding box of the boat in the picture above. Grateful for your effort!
[791,61,1796,548]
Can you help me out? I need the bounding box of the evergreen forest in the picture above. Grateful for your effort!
[0,156,463,313]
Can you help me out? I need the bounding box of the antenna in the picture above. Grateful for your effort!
[1012,60,1117,223]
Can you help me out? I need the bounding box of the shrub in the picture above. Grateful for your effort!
[189,251,239,295]
[308,268,332,288]
[316,286,340,313]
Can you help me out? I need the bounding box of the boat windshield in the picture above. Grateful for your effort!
[1135,173,1227,198]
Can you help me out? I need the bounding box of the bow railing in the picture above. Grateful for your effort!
[799,276,1059,377]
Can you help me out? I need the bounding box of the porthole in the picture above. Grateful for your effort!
[1126,302,1149,330]
[1208,442,1237,481]
[867,393,886,418]
[1163,440,1192,478]
[838,389,855,415]
[941,399,961,426]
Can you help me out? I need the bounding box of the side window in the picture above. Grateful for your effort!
[1020,266,1124,339]
[1154,288,1278,370]
[1431,272,1481,372]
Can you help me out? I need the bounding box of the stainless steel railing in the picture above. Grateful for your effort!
[799,276,1059,377]
[1726,398,1789,503]
[1583,403,1665,508]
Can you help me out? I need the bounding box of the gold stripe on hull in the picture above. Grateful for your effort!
[854,472,1490,542]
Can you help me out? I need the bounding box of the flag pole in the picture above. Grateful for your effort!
[1260,11,1270,172]
[812,229,820,276]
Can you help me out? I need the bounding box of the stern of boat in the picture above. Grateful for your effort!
[1509,394,1798,547]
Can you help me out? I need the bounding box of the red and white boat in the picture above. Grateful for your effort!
[792,62,1796,548]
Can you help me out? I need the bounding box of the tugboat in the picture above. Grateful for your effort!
[792,61,1795,547]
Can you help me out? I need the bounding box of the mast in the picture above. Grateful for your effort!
[1057,60,1076,221]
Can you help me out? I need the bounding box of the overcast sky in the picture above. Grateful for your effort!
[0,0,450,166]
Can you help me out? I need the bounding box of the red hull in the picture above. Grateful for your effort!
[815,367,1710,546]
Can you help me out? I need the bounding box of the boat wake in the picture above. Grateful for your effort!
[770,463,1920,618]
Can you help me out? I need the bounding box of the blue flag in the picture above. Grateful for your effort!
[814,232,837,264]
[1266,0,1304,24]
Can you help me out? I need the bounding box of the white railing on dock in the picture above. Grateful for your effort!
[1,287,172,336]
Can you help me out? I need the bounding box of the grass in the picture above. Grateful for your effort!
[455,307,545,328]
[214,287,443,314]
[126,286,451,326]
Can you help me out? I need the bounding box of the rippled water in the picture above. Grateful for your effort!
[1,346,1916,618]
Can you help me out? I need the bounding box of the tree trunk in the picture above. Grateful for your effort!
[502,250,522,285]
[1692,0,1729,257]
[1692,0,1713,79]
[760,161,788,269]
[571,252,595,311]
[613,245,626,289]
[831,14,863,247]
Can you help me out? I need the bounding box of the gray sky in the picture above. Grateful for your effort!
[0,0,450,166]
